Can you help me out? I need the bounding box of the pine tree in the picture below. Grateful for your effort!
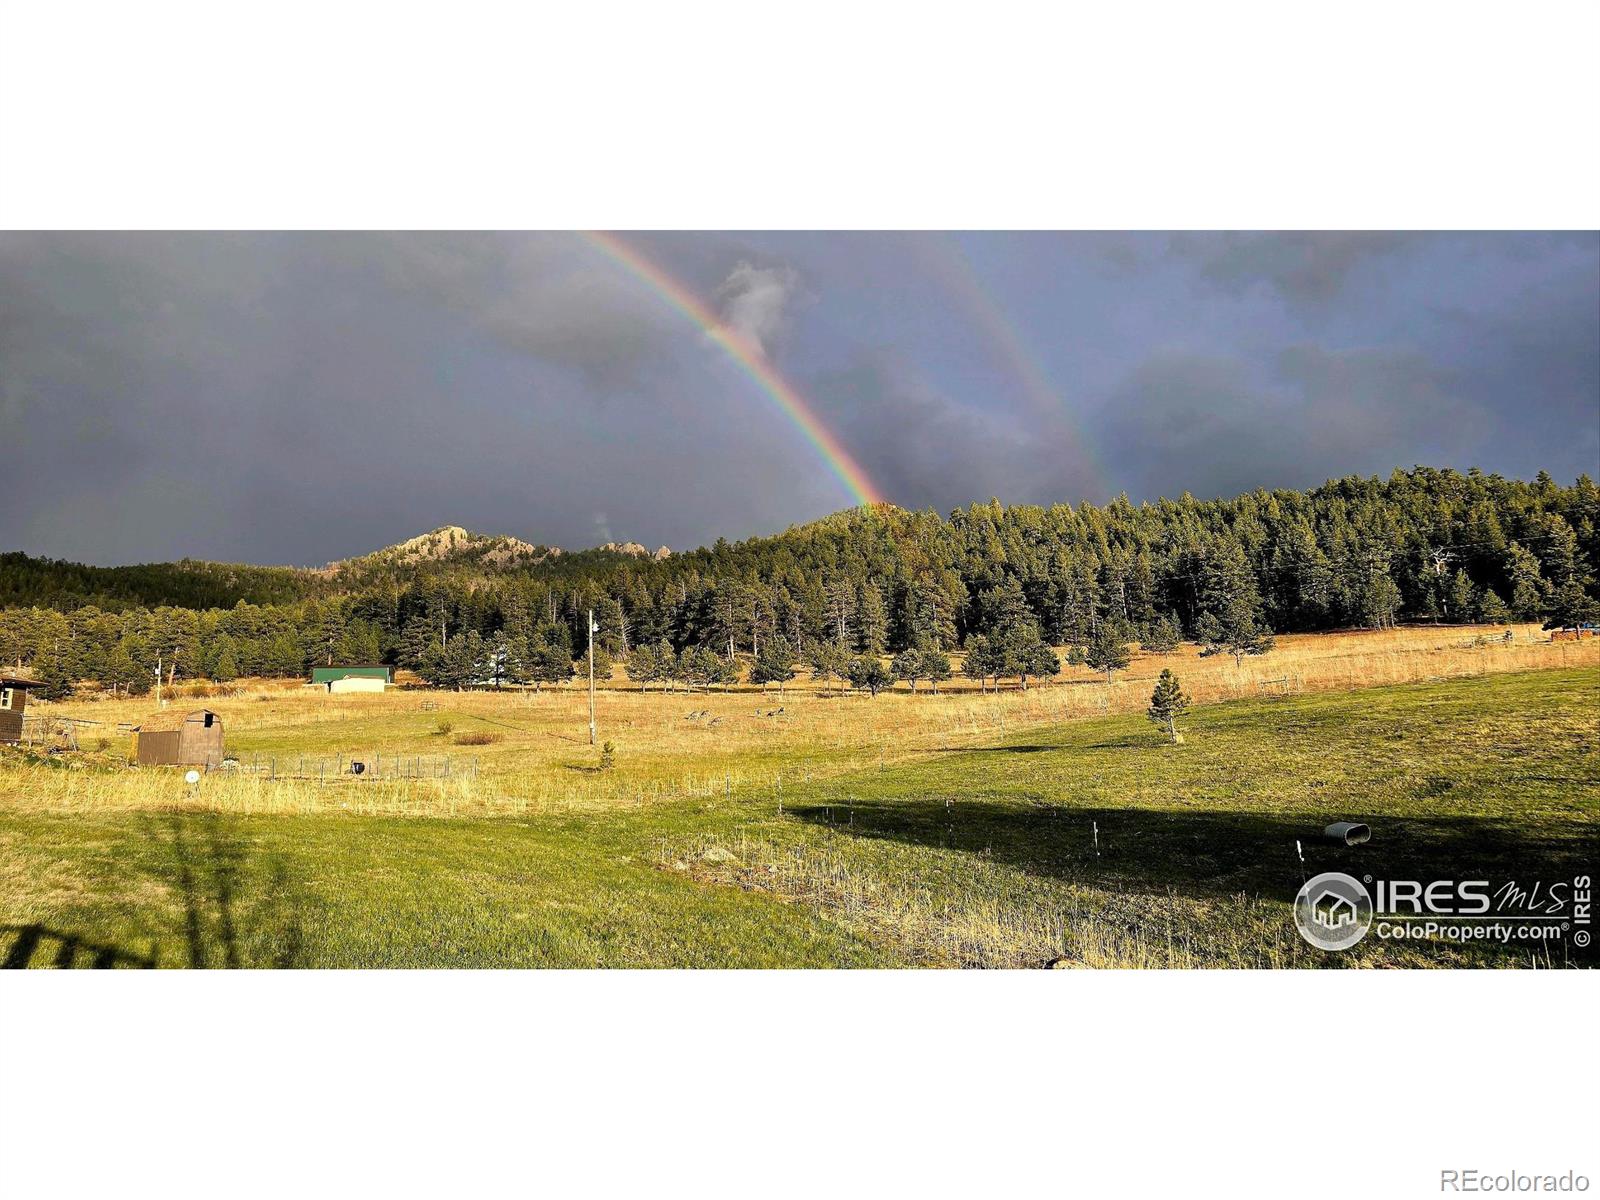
[213,635,239,682]
[1505,543,1546,620]
[1083,624,1130,683]
[805,641,848,695]
[1448,570,1476,625]
[1543,578,1600,633]
[527,643,573,692]
[751,639,798,693]
[1219,592,1275,667]
[1010,638,1059,690]
[847,655,895,697]
[918,644,952,694]
[1141,613,1181,654]
[854,582,888,654]
[1147,669,1190,743]
[890,647,924,692]
[963,635,1002,692]
[1475,588,1511,624]
[398,617,437,669]
[625,642,668,692]
[501,635,533,689]
[35,642,75,700]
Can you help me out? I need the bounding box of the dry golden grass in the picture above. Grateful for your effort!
[6,623,1593,820]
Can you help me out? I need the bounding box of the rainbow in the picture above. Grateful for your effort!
[577,231,886,508]
[913,234,1105,496]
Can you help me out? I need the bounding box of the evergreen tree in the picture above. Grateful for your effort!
[1147,669,1190,743]
[107,638,151,696]
[918,644,952,694]
[751,639,798,693]
[213,635,239,682]
[706,653,741,690]
[1475,588,1511,624]
[1217,592,1275,667]
[527,643,573,692]
[420,631,485,690]
[35,642,75,700]
[4,467,1599,696]
[854,582,888,654]
[501,635,533,689]
[1141,613,1181,654]
[1543,578,1600,633]
[847,655,895,696]
[625,642,670,691]
[963,635,1002,693]
[1447,570,1476,625]
[398,617,437,669]
[1008,638,1059,690]
[1505,543,1546,620]
[905,576,959,650]
[1083,624,1130,683]
[992,615,1057,690]
[805,641,848,695]
[890,647,924,692]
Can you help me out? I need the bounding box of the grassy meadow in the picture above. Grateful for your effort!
[1,625,1595,968]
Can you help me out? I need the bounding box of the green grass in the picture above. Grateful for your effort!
[3,668,1595,968]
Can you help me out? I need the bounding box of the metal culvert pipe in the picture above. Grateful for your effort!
[1323,821,1371,846]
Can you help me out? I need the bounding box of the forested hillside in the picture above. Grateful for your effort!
[2,467,1596,697]
[0,552,326,611]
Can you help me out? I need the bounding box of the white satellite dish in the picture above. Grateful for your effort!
[184,770,200,785]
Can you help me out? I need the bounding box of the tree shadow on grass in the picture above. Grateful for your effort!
[0,923,156,969]
[138,812,310,968]
[787,796,1599,963]
[1,813,311,969]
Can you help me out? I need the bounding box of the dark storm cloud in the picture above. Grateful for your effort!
[370,232,675,387]
[1167,231,1418,305]
[809,351,1060,510]
[0,232,1594,566]
[1095,344,1487,501]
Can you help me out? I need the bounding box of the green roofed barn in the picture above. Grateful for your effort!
[310,664,393,693]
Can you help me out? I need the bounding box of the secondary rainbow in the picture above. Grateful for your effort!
[578,231,885,508]
[913,234,1106,496]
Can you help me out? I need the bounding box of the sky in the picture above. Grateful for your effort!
[1,231,1596,567]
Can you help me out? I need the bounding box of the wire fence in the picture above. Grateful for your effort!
[224,751,480,782]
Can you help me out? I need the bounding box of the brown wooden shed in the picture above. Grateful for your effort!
[1,674,41,745]
[132,709,224,767]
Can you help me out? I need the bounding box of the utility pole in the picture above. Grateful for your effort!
[155,649,163,708]
[587,608,598,746]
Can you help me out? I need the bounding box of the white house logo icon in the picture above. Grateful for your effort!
[1294,872,1374,950]
[1313,891,1357,930]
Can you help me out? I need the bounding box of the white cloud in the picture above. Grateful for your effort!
[714,261,801,358]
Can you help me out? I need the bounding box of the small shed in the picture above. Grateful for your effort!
[310,664,393,686]
[1,675,42,745]
[132,709,224,767]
